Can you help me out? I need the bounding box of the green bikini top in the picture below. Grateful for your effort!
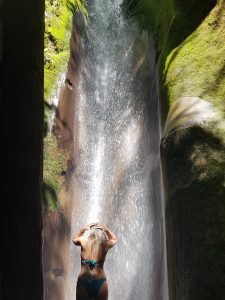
[81,259,104,270]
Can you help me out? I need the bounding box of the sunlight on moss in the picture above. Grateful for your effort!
[44,0,88,100]
[45,0,71,100]
[125,0,225,298]
[44,0,88,210]
[67,0,88,22]
[44,134,67,191]
[164,2,225,116]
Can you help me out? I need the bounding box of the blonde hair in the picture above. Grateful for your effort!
[87,227,108,258]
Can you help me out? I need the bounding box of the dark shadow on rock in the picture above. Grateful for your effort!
[43,182,58,210]
[2,0,44,298]
[169,0,216,49]
[161,126,225,299]
[43,208,72,300]
[123,0,216,53]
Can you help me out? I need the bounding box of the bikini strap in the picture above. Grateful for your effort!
[81,259,104,270]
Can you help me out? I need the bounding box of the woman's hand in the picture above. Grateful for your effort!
[73,225,89,239]
[73,223,101,239]
[89,222,99,226]
[94,225,103,230]
[101,225,108,232]
[87,222,100,229]
[80,223,98,232]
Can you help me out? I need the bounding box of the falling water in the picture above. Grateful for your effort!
[68,0,168,299]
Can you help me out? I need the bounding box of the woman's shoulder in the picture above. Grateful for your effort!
[102,239,116,250]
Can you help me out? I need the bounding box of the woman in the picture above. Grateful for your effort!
[73,223,117,300]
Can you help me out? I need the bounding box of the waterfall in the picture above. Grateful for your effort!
[66,1,168,299]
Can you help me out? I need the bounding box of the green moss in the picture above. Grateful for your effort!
[123,0,215,64]
[162,126,225,299]
[44,49,69,99]
[161,1,225,295]
[165,1,225,116]
[66,0,88,21]
[125,1,225,298]
[43,182,58,211]
[44,0,71,100]
[44,0,88,100]
[122,0,218,122]
[44,0,88,210]
[43,133,68,209]
[44,0,71,210]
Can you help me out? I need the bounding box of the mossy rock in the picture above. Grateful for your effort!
[164,1,225,117]
[124,1,225,298]
[161,125,225,299]
[43,0,88,211]
[44,0,88,100]
[44,0,73,100]
[43,132,68,210]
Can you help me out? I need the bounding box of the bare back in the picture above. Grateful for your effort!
[78,238,113,279]
[81,238,113,260]
[74,225,117,299]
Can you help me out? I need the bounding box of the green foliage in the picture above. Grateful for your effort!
[67,0,88,22]
[44,0,71,100]
[164,2,225,117]
[43,133,67,210]
[44,0,88,210]
[44,0,88,100]
[44,50,69,101]
[43,182,58,211]
[160,2,225,296]
[125,0,225,298]
[123,0,224,121]
[123,0,216,64]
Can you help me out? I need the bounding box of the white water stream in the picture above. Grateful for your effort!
[66,1,168,299]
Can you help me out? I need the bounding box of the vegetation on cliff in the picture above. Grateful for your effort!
[44,0,88,100]
[164,1,225,116]
[44,0,71,100]
[44,0,88,210]
[124,0,225,298]
[43,134,68,210]
[123,0,219,118]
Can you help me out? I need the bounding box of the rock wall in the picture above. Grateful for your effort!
[42,13,85,300]
[160,2,225,299]
[43,0,87,211]
[42,1,87,297]
[124,0,225,299]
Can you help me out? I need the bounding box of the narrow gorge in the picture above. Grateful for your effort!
[2,0,225,299]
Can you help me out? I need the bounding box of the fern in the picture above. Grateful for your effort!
[66,0,88,22]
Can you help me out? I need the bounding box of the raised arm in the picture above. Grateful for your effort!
[104,227,117,249]
[73,226,89,246]
[72,223,99,246]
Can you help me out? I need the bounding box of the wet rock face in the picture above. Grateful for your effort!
[157,1,225,299]
[122,2,224,298]
[161,124,225,299]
